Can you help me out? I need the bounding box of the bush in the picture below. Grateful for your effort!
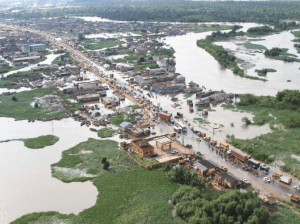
[34,102,39,108]
[12,96,17,101]
[101,157,107,164]
[103,161,110,170]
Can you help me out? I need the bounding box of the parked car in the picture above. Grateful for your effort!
[242,179,251,186]
[150,153,158,157]
[263,177,271,183]
[242,166,249,171]
[294,185,300,191]
[171,150,178,154]
[196,151,201,155]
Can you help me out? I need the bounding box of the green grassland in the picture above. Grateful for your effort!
[81,40,124,50]
[129,105,140,110]
[0,70,43,88]
[12,138,182,224]
[130,152,160,165]
[109,112,143,126]
[97,128,118,138]
[0,88,81,120]
[242,42,267,50]
[255,68,277,76]
[23,135,59,149]
[0,65,24,74]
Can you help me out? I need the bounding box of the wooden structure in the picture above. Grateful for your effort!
[154,136,173,150]
[194,160,218,176]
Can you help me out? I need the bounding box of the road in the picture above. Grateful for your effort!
[4,24,300,201]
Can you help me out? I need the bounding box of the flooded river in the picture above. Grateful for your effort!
[0,118,99,224]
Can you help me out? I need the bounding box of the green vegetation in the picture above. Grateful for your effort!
[0,88,81,120]
[269,204,300,224]
[97,128,118,138]
[184,93,194,98]
[221,104,236,110]
[13,138,181,223]
[23,135,59,149]
[114,49,147,64]
[197,30,267,82]
[134,63,159,70]
[172,186,269,224]
[0,70,43,88]
[81,40,124,50]
[242,42,267,50]
[109,112,142,126]
[51,56,66,66]
[227,90,300,174]
[247,25,274,35]
[130,152,160,165]
[11,1,300,25]
[0,65,24,74]
[265,47,300,63]
[255,68,277,77]
[150,49,175,58]
[129,105,140,110]
[33,52,51,65]
[194,117,209,125]
[189,24,242,33]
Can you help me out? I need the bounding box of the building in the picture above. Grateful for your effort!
[119,122,133,132]
[101,96,120,106]
[130,139,154,157]
[76,93,100,102]
[194,160,218,176]
[216,173,240,188]
[22,44,46,53]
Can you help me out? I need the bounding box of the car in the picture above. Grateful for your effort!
[242,166,249,171]
[263,177,271,183]
[294,185,300,191]
[242,179,251,186]
[150,153,158,157]
[171,150,178,154]
[196,151,202,155]
[174,115,179,119]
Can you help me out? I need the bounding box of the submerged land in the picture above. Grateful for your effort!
[1,0,300,223]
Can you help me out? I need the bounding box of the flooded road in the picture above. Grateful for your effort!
[0,118,99,224]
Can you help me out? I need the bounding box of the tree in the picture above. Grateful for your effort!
[78,33,85,41]
[103,161,110,170]
[12,96,17,101]
[34,102,39,108]
[163,162,172,173]
[101,157,107,164]
[104,59,111,64]
[242,117,252,125]
[139,57,145,63]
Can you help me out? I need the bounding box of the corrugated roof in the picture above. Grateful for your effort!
[30,43,45,47]
[218,172,240,185]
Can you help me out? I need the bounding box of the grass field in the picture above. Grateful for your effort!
[97,128,118,138]
[242,42,267,50]
[81,40,124,50]
[0,88,81,120]
[10,138,182,224]
[0,65,24,74]
[268,204,300,224]
[23,135,59,149]
[0,70,43,88]
[109,112,142,126]
[129,105,140,110]
[130,152,160,165]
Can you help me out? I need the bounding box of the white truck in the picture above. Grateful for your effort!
[279,176,292,185]
[174,126,182,133]
[177,122,187,132]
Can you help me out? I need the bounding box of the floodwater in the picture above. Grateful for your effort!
[164,24,300,96]
[0,117,99,224]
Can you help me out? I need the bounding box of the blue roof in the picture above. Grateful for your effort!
[30,44,45,47]
[200,97,209,101]
[120,122,133,128]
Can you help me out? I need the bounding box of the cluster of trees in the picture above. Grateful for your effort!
[172,186,269,224]
[264,47,283,57]
[6,1,300,24]
[164,164,211,188]
[247,25,273,35]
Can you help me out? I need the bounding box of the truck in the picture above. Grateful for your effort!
[246,158,260,169]
[230,149,248,162]
[211,139,217,146]
[174,126,182,133]
[279,176,292,185]
[159,112,171,120]
[272,172,282,179]
[177,112,183,118]
[177,122,187,132]
[219,142,229,150]
[290,194,300,204]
